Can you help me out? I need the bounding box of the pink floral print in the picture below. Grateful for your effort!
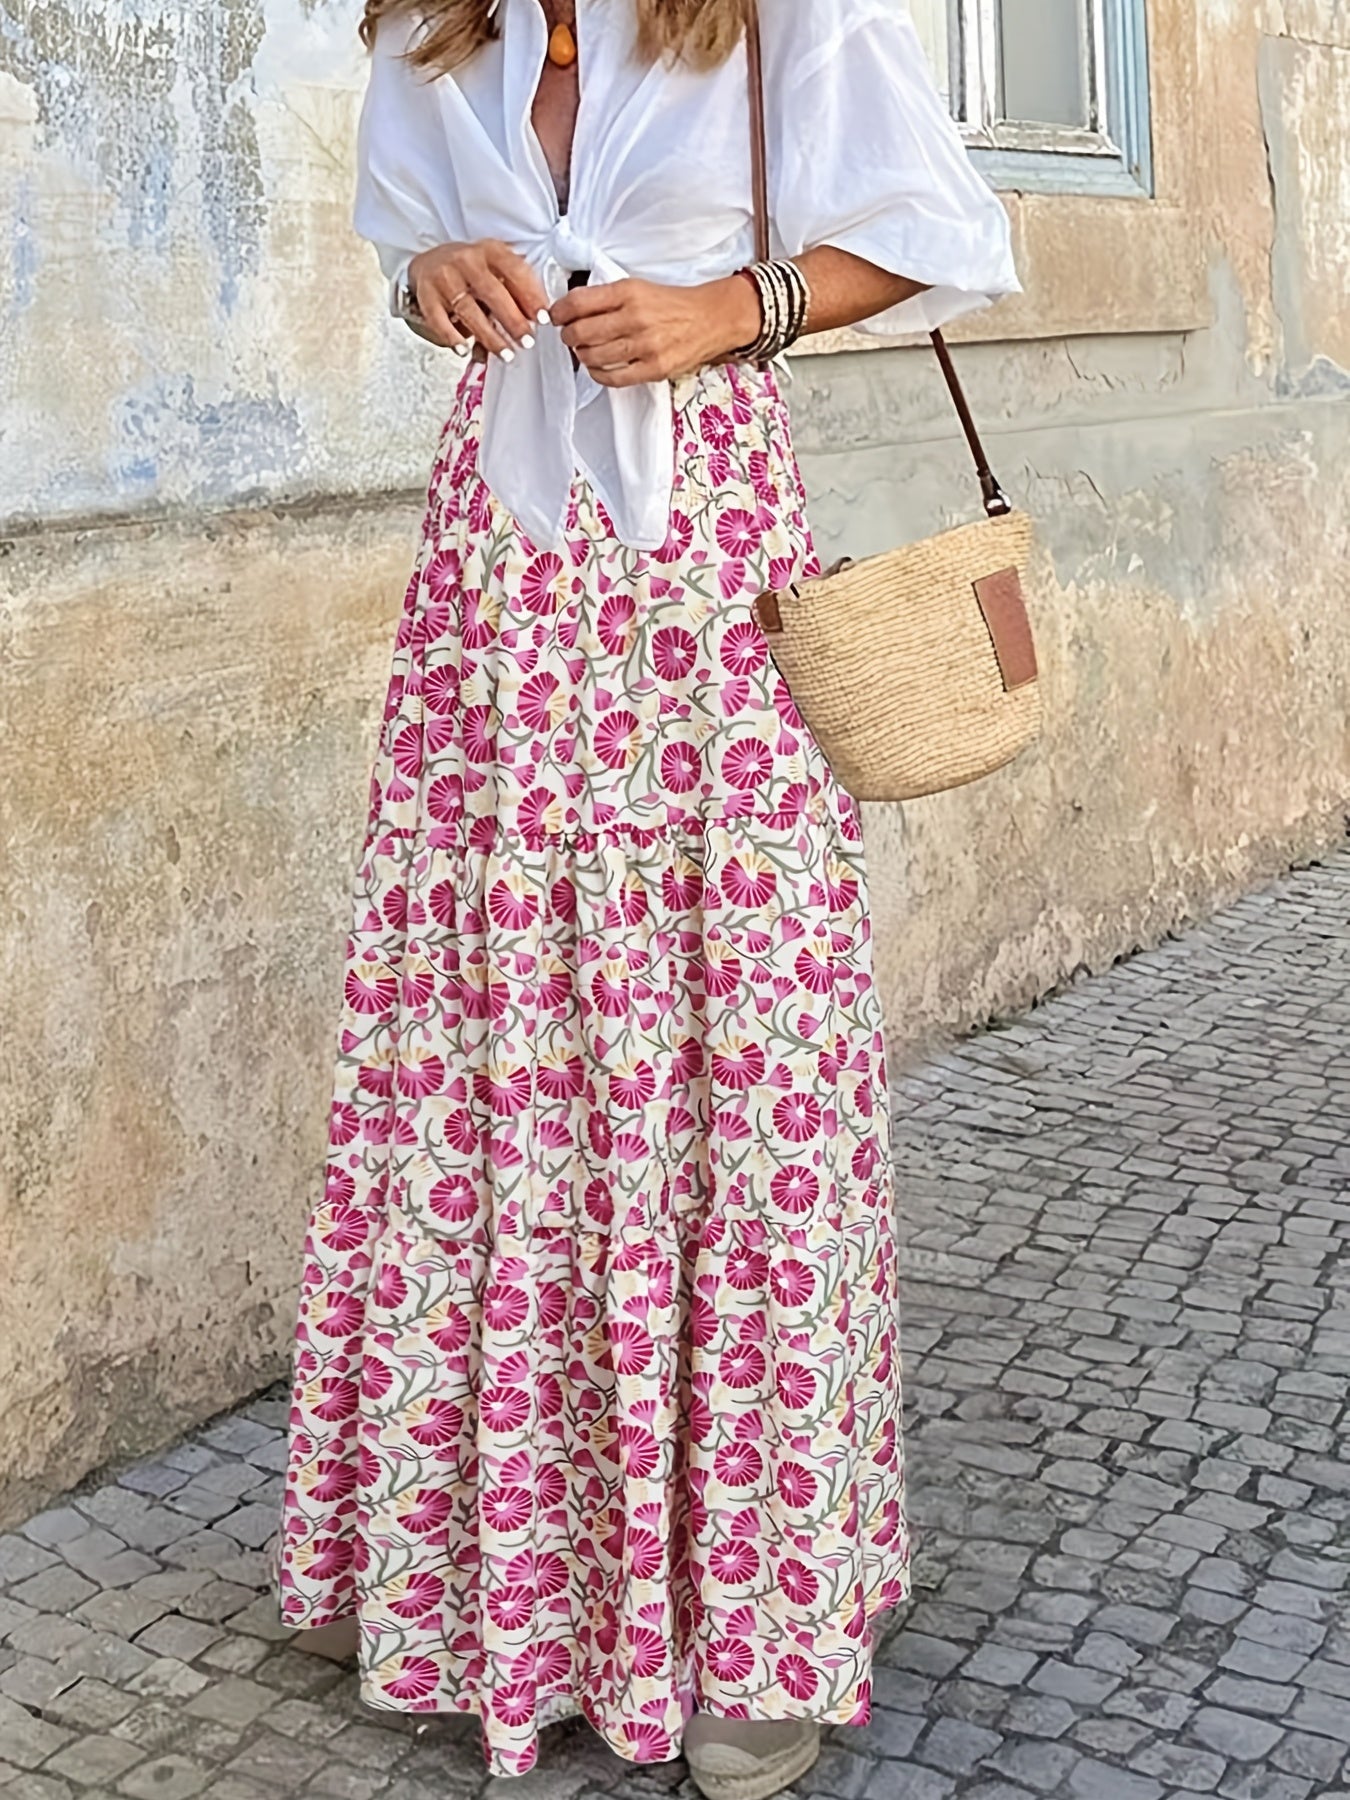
[279,361,909,1777]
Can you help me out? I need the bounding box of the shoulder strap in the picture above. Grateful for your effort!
[745,7,772,268]
[743,0,1011,520]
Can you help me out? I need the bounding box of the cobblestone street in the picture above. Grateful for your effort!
[2,851,1347,1800]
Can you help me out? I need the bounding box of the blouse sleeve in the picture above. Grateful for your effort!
[354,15,469,295]
[763,0,1020,335]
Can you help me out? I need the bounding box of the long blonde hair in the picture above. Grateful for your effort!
[360,0,747,72]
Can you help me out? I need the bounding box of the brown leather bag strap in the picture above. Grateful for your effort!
[745,5,772,268]
[743,0,1012,519]
[930,330,1013,518]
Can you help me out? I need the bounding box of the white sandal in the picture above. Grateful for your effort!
[684,1717,823,1800]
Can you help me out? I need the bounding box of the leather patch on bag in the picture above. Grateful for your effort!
[974,567,1037,692]
[756,589,785,635]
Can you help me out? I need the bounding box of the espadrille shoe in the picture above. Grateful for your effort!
[684,1718,822,1800]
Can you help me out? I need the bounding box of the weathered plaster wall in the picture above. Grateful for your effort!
[0,0,439,524]
[1,0,1348,1520]
[1,503,406,1517]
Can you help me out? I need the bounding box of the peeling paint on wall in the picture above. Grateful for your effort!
[0,0,272,288]
[8,171,36,307]
[0,2,182,245]
[112,374,305,502]
[0,0,393,525]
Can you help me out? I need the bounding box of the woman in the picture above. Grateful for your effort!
[278,3,1017,1796]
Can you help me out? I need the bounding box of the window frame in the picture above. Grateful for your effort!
[945,0,1155,199]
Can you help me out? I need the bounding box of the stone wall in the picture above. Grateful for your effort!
[1,0,1347,1523]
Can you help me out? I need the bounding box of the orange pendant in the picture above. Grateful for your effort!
[548,20,578,67]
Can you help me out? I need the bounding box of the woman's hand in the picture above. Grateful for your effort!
[550,275,762,387]
[408,241,551,361]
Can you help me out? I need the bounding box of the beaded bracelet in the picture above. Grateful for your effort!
[734,258,812,363]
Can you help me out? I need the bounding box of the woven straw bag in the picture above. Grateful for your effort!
[744,8,1043,804]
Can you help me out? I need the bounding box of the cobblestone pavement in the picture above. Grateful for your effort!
[2,852,1347,1800]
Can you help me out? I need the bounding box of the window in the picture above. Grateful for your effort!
[910,0,1153,197]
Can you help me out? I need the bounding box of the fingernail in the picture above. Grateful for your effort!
[500,347,515,363]
[521,334,536,350]
[537,308,551,324]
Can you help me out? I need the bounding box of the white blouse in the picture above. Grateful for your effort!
[356,0,1020,552]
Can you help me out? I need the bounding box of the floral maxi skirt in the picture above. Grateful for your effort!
[279,361,910,1776]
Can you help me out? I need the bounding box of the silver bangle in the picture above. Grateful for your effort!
[395,278,424,324]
